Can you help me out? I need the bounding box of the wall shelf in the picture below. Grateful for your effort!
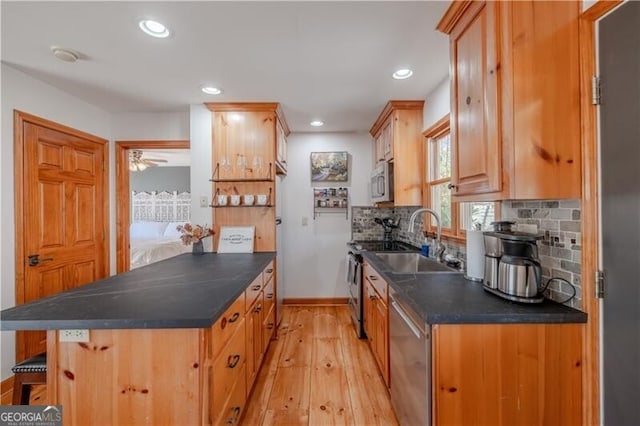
[313,187,349,219]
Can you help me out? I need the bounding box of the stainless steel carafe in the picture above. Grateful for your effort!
[497,255,542,299]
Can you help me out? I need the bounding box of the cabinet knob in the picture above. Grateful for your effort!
[465,96,471,105]
[228,312,240,323]
[227,354,241,368]
[447,183,457,191]
[252,284,262,291]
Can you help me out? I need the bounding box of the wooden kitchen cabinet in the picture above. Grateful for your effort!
[438,0,582,201]
[370,101,424,206]
[207,103,289,251]
[431,323,583,425]
[363,262,390,387]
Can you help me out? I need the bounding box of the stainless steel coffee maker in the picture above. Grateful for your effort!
[483,224,544,303]
[482,221,514,290]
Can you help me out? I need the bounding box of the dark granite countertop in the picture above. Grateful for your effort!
[362,251,587,325]
[0,253,275,330]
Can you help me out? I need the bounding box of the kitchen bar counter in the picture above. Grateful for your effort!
[362,251,587,324]
[0,252,276,330]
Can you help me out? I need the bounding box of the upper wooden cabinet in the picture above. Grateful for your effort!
[206,103,289,251]
[438,0,582,201]
[370,101,424,206]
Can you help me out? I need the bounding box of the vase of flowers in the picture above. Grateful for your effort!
[176,223,215,255]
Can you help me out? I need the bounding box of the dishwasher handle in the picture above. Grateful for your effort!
[391,298,423,339]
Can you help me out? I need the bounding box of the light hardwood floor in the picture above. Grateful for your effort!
[242,305,398,426]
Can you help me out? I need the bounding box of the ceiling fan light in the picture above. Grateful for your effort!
[139,19,170,38]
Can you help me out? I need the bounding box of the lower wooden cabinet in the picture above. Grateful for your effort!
[215,364,246,426]
[212,319,246,424]
[363,263,390,387]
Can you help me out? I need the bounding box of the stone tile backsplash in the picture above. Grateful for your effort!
[501,200,582,309]
[351,200,582,309]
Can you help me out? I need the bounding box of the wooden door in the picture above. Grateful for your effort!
[449,1,501,196]
[16,112,108,361]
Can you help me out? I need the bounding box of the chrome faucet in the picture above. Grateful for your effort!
[408,208,446,262]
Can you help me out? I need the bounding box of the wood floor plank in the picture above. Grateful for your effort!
[241,332,285,426]
[261,409,309,426]
[338,317,399,426]
[308,337,354,425]
[313,306,340,338]
[266,367,310,411]
[278,307,314,368]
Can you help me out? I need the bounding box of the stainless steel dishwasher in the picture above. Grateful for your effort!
[389,286,431,425]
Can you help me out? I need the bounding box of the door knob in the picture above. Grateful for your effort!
[28,255,53,267]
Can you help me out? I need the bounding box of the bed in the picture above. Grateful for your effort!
[130,191,192,269]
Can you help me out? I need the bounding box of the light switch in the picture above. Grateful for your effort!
[200,196,209,208]
[302,216,309,226]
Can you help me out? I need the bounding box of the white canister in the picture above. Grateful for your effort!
[243,194,254,205]
[230,195,241,206]
[217,194,228,206]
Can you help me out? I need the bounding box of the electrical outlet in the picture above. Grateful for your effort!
[59,329,90,342]
[199,196,209,208]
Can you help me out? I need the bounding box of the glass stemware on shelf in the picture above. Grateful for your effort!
[236,154,247,177]
[252,155,264,178]
[220,155,232,178]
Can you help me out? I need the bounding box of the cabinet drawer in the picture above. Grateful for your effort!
[245,274,263,312]
[262,304,276,352]
[263,278,275,317]
[214,363,246,426]
[212,318,246,417]
[212,293,245,360]
[364,263,388,303]
[263,260,275,285]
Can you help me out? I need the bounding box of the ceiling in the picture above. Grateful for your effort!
[1,1,450,133]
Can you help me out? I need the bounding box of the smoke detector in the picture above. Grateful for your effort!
[51,46,79,63]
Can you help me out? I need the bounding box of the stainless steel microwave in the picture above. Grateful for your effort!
[371,162,393,203]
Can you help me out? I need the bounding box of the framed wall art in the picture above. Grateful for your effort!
[310,151,348,182]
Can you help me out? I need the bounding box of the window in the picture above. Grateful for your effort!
[423,116,495,239]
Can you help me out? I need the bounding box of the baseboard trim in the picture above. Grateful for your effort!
[1,376,14,405]
[283,297,349,306]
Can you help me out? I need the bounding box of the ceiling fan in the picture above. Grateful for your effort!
[129,150,168,172]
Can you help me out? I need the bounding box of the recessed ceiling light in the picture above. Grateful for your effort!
[310,120,324,127]
[138,19,170,38]
[50,46,79,63]
[392,68,413,80]
[201,86,222,95]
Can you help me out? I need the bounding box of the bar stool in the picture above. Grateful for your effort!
[11,353,47,405]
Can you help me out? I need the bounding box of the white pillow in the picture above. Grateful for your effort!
[163,221,186,238]
[130,221,169,239]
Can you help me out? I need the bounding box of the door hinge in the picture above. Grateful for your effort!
[595,270,605,298]
[592,76,602,105]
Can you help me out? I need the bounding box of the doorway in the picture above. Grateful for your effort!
[599,2,640,424]
[115,140,190,272]
[14,111,109,361]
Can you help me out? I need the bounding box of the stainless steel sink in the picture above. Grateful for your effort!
[374,252,459,274]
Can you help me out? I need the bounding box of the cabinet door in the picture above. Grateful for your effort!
[450,1,501,197]
[363,279,375,341]
[213,110,276,180]
[382,119,393,161]
[375,298,390,387]
[374,133,385,164]
[276,119,288,174]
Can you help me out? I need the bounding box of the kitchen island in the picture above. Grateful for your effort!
[362,251,587,426]
[1,253,277,426]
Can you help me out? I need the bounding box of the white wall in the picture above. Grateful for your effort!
[189,104,214,251]
[281,132,372,299]
[111,112,189,140]
[0,64,113,380]
[423,76,450,130]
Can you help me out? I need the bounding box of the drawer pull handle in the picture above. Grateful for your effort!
[254,305,262,313]
[369,275,378,281]
[227,354,241,368]
[267,323,275,330]
[220,317,227,330]
[228,312,240,323]
[369,294,377,300]
[252,284,262,291]
[227,406,241,424]
[266,293,274,299]
[265,268,274,273]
